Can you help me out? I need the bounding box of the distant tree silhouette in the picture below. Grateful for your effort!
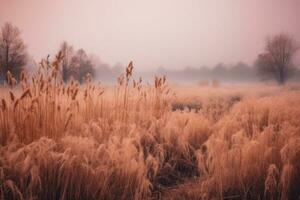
[231,62,254,81]
[74,49,95,82]
[0,22,28,81]
[60,41,74,81]
[212,63,228,79]
[255,33,299,84]
[59,42,95,82]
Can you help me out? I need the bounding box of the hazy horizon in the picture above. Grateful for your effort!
[1,0,300,70]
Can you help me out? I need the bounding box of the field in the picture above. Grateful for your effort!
[1,60,300,200]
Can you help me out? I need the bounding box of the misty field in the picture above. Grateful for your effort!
[1,61,300,200]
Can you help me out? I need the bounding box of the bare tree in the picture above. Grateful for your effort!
[59,41,74,81]
[58,42,95,82]
[72,48,95,83]
[256,33,299,84]
[0,22,28,80]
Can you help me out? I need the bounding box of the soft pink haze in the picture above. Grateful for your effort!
[0,0,299,69]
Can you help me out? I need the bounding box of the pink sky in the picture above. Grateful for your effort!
[0,0,299,69]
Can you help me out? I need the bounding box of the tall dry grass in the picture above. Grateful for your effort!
[1,52,300,200]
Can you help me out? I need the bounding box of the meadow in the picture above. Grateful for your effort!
[0,55,300,200]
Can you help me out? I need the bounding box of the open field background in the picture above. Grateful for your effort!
[1,62,300,200]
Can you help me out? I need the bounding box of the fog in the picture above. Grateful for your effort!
[1,0,300,73]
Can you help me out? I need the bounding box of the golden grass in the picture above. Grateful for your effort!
[0,53,300,199]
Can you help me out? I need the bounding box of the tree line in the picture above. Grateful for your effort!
[0,22,299,84]
[0,22,100,83]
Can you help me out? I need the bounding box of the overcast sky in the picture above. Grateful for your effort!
[0,0,299,70]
